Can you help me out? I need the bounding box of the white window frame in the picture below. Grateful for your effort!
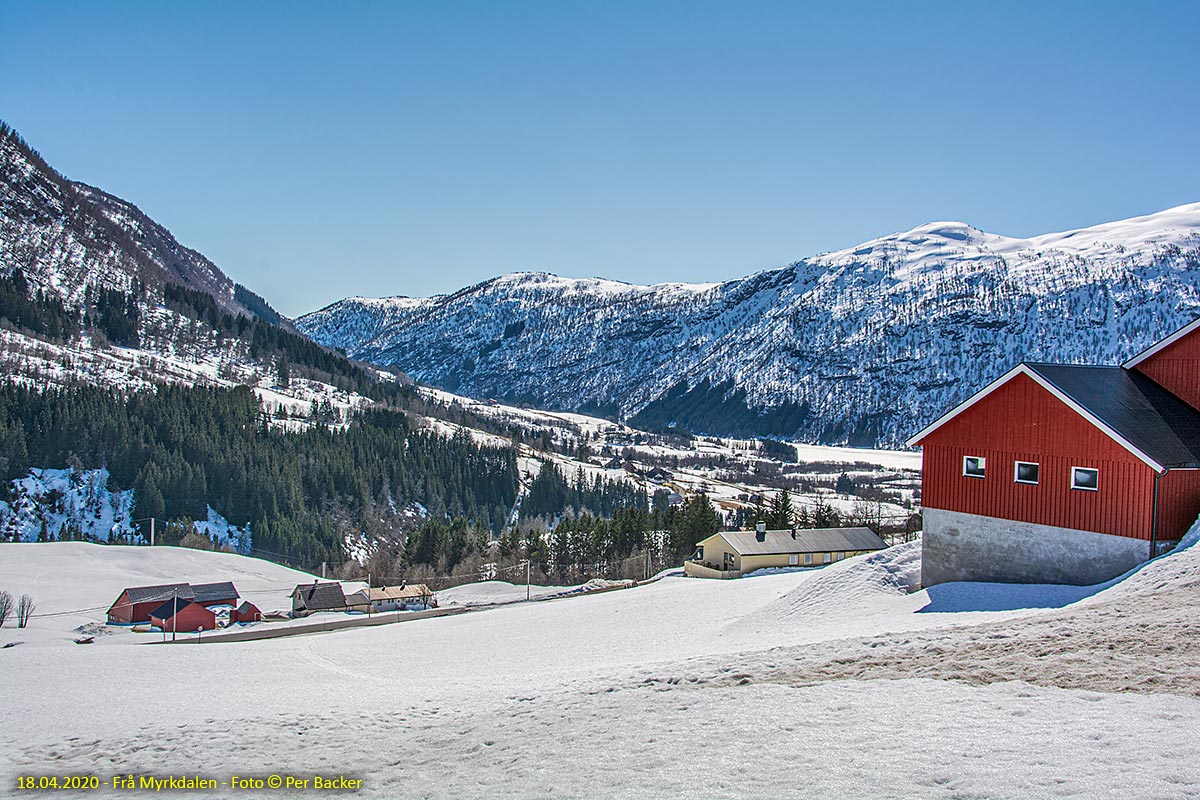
[803,553,813,565]
[823,553,831,564]
[1071,466,1099,492]
[1014,461,1040,485]
[788,554,798,566]
[963,455,986,479]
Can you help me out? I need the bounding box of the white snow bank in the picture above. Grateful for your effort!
[438,580,578,606]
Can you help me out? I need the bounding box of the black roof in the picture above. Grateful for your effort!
[148,598,207,620]
[192,582,239,603]
[124,583,195,604]
[292,582,347,610]
[1026,364,1200,468]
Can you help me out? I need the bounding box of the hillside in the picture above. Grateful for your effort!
[298,204,1200,446]
[1,532,1198,797]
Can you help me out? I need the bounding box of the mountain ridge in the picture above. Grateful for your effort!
[298,202,1200,447]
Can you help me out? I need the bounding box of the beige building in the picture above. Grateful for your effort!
[346,584,434,612]
[685,524,886,579]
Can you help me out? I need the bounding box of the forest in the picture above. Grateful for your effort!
[0,382,519,566]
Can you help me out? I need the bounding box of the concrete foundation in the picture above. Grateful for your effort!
[921,508,1154,587]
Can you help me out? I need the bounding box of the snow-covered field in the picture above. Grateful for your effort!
[1,537,1198,798]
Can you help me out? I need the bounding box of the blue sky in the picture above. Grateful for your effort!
[2,1,1198,316]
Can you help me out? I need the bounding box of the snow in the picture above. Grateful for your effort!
[192,506,252,555]
[0,468,134,543]
[0,542,329,646]
[439,579,579,606]
[2,530,1200,796]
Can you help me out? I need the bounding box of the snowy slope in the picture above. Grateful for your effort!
[0,542,330,644]
[298,202,1200,446]
[3,537,1199,797]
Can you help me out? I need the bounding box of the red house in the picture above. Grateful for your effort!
[229,601,262,624]
[909,318,1200,586]
[150,599,217,632]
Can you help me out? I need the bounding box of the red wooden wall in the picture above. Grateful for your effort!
[1132,326,1200,410]
[154,603,217,632]
[1155,469,1200,542]
[106,594,171,624]
[918,373,1156,540]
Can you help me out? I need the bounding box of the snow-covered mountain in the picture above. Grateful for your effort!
[0,121,283,323]
[298,204,1200,446]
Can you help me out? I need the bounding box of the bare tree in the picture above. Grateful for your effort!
[17,594,35,628]
[0,591,13,627]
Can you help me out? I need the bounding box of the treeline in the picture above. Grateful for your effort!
[396,493,721,586]
[520,461,648,521]
[0,384,519,566]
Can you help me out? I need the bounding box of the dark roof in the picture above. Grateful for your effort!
[192,582,239,603]
[236,601,260,614]
[124,583,195,604]
[709,527,887,556]
[292,582,347,610]
[1025,364,1200,469]
[148,598,211,621]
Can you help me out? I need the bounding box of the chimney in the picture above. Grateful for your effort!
[755,521,766,542]
[790,528,797,539]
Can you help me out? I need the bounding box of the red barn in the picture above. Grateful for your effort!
[909,318,1200,587]
[107,583,194,624]
[150,599,217,632]
[230,601,262,624]
[106,581,240,624]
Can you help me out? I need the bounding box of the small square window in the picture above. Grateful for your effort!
[1014,461,1039,485]
[823,553,831,564]
[963,456,986,478]
[803,553,813,565]
[1072,467,1099,491]
[788,554,798,566]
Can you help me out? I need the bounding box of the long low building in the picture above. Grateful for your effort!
[107,581,239,624]
[347,584,434,613]
[685,524,887,579]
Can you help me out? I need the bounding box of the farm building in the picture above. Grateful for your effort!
[230,601,262,624]
[291,582,349,616]
[908,316,1200,587]
[106,581,240,624]
[149,599,218,632]
[685,524,886,579]
[347,584,434,612]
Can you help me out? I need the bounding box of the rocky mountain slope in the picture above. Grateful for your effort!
[0,121,282,322]
[298,204,1200,446]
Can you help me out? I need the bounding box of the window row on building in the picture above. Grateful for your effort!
[962,456,1098,491]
